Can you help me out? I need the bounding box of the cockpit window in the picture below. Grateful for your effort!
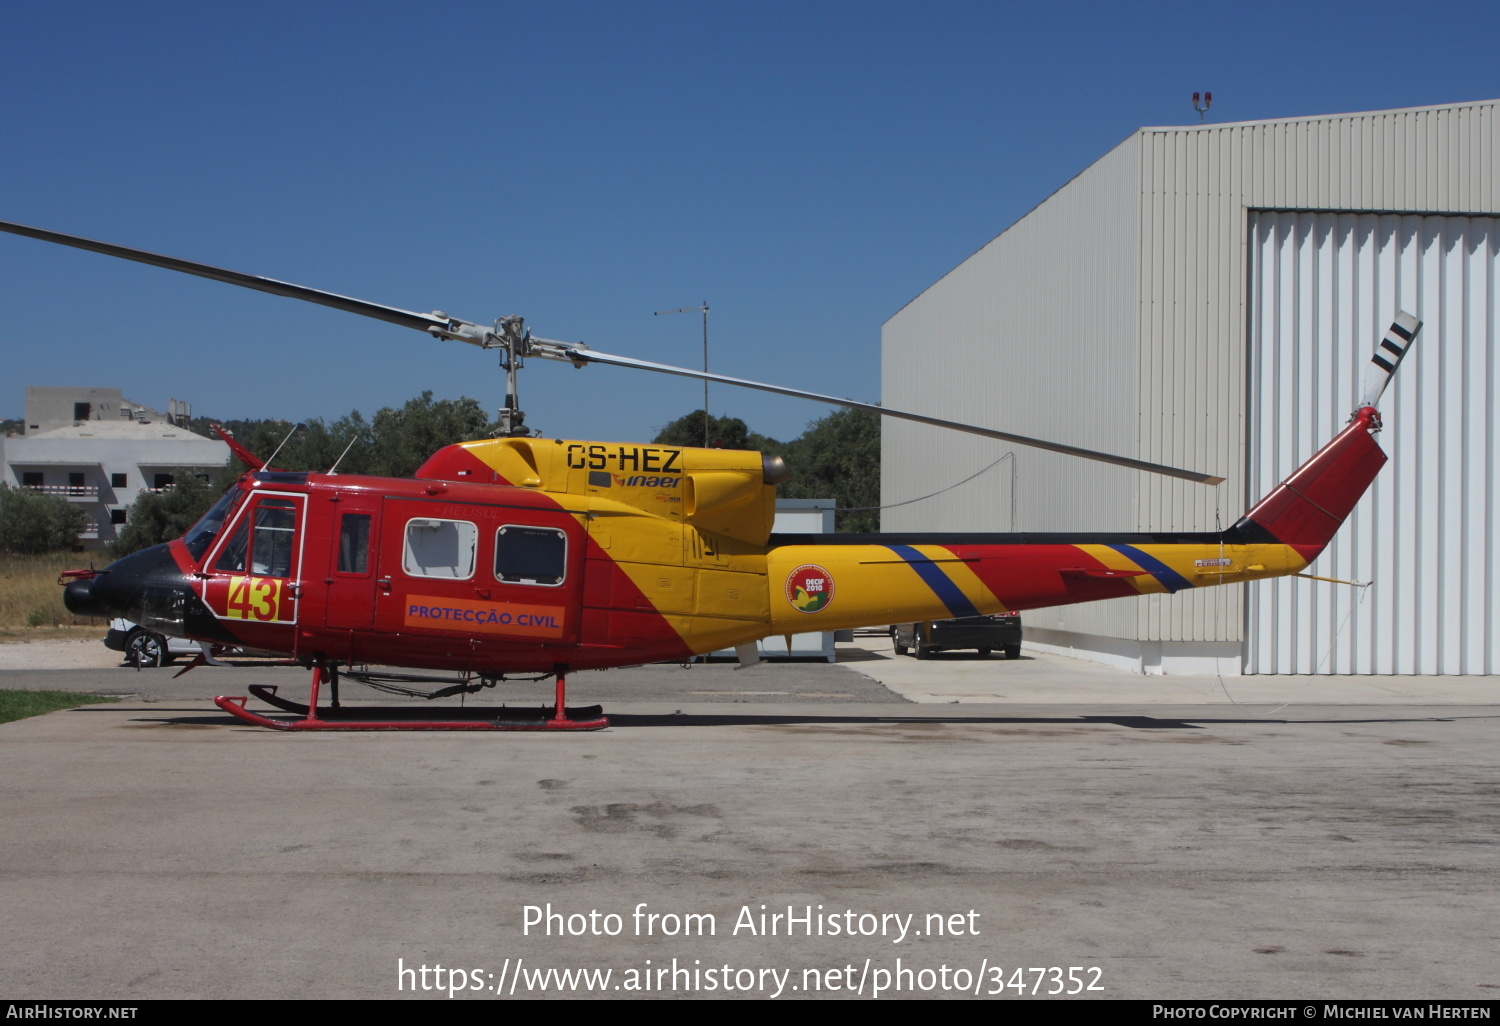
[184,489,244,561]
[251,499,297,577]
[214,520,250,573]
[211,496,299,577]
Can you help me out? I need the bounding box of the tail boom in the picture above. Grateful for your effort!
[761,411,1390,637]
[765,536,1311,636]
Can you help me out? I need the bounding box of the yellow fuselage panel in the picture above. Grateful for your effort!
[766,545,1005,635]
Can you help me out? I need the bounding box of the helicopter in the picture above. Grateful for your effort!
[1,219,1419,731]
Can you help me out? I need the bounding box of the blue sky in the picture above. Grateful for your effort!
[3,0,1497,444]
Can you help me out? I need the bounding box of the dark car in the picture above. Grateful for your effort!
[890,613,1022,659]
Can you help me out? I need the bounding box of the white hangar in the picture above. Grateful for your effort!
[882,99,1499,675]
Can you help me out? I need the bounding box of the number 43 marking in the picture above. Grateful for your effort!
[226,576,285,621]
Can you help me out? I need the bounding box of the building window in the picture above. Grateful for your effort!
[111,473,128,488]
[22,472,42,488]
[74,402,91,421]
[69,472,85,487]
[154,473,174,490]
[111,509,128,525]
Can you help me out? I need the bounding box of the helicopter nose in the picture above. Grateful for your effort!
[62,575,110,618]
[61,543,240,646]
[62,544,187,624]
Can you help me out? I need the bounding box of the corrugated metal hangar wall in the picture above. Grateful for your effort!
[882,100,1499,674]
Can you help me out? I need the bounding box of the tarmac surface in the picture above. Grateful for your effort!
[0,636,1495,1000]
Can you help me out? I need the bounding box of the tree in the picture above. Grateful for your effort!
[653,407,881,532]
[367,392,492,477]
[112,471,222,558]
[0,483,90,553]
[779,408,881,532]
[202,393,492,479]
[651,410,783,452]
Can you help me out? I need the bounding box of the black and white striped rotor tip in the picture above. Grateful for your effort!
[1358,312,1421,409]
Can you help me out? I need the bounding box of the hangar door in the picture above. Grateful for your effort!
[1246,211,1499,674]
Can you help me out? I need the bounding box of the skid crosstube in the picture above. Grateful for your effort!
[212,664,608,731]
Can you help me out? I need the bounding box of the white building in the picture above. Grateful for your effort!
[2,387,229,548]
[882,99,1499,675]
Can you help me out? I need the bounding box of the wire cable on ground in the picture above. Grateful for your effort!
[1214,578,1373,716]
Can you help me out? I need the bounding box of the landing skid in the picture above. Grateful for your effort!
[213,664,608,732]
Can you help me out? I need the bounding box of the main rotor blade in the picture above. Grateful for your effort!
[560,348,1225,484]
[0,219,454,335]
[1,217,1222,483]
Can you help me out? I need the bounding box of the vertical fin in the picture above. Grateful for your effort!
[1235,408,1387,553]
[1235,313,1420,557]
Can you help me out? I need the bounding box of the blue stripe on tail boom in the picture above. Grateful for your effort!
[1107,544,1194,593]
[886,545,981,618]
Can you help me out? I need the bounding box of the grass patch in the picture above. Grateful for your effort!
[0,689,120,725]
[0,552,109,633]
[0,624,108,643]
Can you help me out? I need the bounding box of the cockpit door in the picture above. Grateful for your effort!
[200,492,306,626]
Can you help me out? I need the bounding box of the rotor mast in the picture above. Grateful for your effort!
[491,316,529,437]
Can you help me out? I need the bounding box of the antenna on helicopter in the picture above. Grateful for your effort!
[655,302,710,446]
[264,423,303,468]
[326,434,361,475]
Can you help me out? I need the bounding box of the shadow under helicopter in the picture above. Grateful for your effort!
[93,705,1488,733]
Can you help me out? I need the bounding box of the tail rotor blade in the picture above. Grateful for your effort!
[1359,311,1421,408]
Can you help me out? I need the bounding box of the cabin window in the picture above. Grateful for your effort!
[403,518,477,580]
[494,525,567,586]
[338,514,372,574]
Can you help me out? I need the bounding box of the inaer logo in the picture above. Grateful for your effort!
[404,595,565,637]
[786,564,834,613]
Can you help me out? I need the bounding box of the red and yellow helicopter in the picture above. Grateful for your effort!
[0,220,1419,731]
